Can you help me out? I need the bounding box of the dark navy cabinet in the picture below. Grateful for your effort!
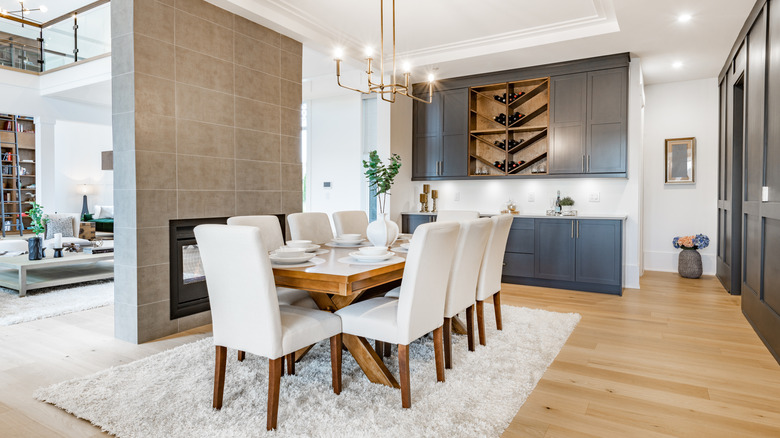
[534,219,577,281]
[412,89,468,179]
[575,219,622,286]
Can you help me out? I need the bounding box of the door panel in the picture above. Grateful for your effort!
[575,220,621,286]
[587,68,627,173]
[506,228,534,254]
[534,219,575,281]
[744,214,761,296]
[413,136,441,178]
[441,134,467,177]
[503,253,534,278]
[763,218,780,315]
[548,73,586,174]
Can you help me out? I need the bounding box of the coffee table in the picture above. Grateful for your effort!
[0,252,114,297]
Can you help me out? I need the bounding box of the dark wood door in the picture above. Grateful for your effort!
[742,4,780,362]
[575,220,621,286]
[534,219,576,281]
[548,73,587,174]
[586,68,627,173]
[440,89,468,177]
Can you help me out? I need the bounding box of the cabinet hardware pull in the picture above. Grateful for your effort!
[571,220,574,238]
[587,155,591,172]
[582,155,585,172]
[577,220,579,238]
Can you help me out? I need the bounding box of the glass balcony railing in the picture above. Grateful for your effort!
[0,1,111,73]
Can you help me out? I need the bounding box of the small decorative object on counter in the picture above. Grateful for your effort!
[419,193,426,212]
[431,190,438,212]
[560,196,575,215]
[363,150,401,247]
[554,190,562,214]
[506,198,518,214]
[673,234,710,279]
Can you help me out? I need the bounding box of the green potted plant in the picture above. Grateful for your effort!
[363,150,402,247]
[26,202,47,260]
[559,196,575,213]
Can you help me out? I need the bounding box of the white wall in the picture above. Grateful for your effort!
[306,93,364,217]
[0,64,112,216]
[642,78,719,274]
[53,121,113,214]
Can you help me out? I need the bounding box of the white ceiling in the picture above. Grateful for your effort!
[0,0,91,24]
[210,0,756,85]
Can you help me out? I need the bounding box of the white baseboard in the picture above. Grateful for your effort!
[643,250,716,275]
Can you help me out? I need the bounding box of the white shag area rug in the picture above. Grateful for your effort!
[0,280,114,326]
[35,304,579,437]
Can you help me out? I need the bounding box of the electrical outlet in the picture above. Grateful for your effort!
[589,192,600,202]
[527,193,535,202]
[454,192,460,201]
[762,186,769,202]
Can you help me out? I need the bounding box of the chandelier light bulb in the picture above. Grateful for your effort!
[364,46,373,58]
[402,62,411,73]
[427,73,435,83]
[678,13,692,23]
[334,47,344,60]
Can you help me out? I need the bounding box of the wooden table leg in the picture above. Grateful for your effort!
[451,315,468,335]
[294,345,313,362]
[342,334,400,388]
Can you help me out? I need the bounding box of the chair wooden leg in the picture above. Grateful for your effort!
[493,291,503,330]
[384,342,391,357]
[466,305,475,352]
[330,334,342,395]
[375,340,385,360]
[476,300,486,346]
[433,326,445,382]
[237,350,245,362]
[280,355,285,376]
[267,357,283,431]
[286,353,295,375]
[443,317,452,369]
[398,344,411,408]
[213,346,227,410]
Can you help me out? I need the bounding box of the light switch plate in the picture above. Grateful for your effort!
[762,186,769,202]
[589,192,600,202]
[454,192,460,201]
[527,193,535,202]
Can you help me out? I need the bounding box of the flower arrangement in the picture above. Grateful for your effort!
[362,150,401,214]
[673,234,710,250]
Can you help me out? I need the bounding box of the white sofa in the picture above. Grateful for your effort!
[43,213,92,249]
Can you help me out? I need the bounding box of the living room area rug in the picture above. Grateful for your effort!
[34,304,580,438]
[0,280,114,326]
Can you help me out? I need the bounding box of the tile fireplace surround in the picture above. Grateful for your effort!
[111,0,303,343]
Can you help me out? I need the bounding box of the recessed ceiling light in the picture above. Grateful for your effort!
[673,61,683,69]
[678,14,692,23]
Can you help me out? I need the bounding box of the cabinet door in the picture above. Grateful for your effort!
[534,219,576,281]
[548,73,587,174]
[413,136,442,178]
[586,68,627,173]
[575,220,621,286]
[440,89,468,177]
[401,214,434,234]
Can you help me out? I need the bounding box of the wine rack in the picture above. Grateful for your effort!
[468,77,549,176]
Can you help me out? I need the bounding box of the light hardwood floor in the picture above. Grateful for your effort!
[1,271,778,437]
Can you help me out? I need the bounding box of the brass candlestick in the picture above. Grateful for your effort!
[431,189,438,212]
[419,193,426,212]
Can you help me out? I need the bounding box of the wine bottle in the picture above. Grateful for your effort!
[555,190,562,214]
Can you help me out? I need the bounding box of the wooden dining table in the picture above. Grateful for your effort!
[272,244,407,388]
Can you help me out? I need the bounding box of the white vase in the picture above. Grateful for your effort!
[366,213,399,248]
[562,205,573,213]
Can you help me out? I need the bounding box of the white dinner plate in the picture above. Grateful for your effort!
[269,253,316,264]
[271,257,326,268]
[391,246,408,253]
[325,241,370,248]
[332,238,365,245]
[348,251,395,262]
[337,256,405,266]
[397,233,412,240]
[280,244,320,252]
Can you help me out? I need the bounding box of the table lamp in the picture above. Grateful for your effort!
[80,184,90,220]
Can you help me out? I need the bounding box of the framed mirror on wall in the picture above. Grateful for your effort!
[665,137,695,184]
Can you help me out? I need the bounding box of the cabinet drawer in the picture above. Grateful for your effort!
[511,218,534,229]
[503,253,534,277]
[506,229,534,253]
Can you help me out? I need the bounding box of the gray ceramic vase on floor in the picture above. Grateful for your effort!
[678,248,703,279]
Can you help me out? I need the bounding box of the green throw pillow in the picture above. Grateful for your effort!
[82,213,93,221]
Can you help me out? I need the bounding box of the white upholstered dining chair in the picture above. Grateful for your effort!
[336,221,460,408]
[332,210,369,238]
[227,215,316,310]
[194,224,343,431]
[441,218,492,368]
[436,210,480,223]
[475,214,513,345]
[287,212,334,244]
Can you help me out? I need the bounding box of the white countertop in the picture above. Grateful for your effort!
[402,212,627,220]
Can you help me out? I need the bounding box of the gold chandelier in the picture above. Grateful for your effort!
[0,1,48,27]
[333,0,434,104]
